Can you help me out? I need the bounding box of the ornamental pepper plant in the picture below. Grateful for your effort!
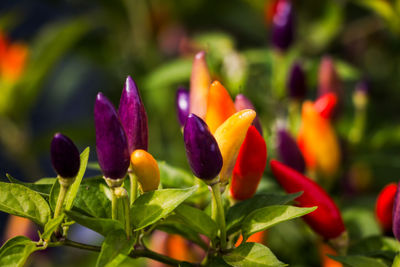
[1,1,400,266]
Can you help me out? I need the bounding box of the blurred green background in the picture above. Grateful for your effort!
[0,0,400,266]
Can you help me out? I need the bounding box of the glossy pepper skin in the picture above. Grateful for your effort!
[271,0,294,51]
[314,93,338,120]
[393,183,400,241]
[270,160,346,239]
[189,51,211,119]
[277,129,305,173]
[376,183,397,233]
[298,101,340,176]
[205,81,236,134]
[288,62,306,100]
[214,109,256,183]
[95,93,130,180]
[183,114,223,181]
[118,76,148,153]
[51,133,80,178]
[234,94,263,135]
[230,126,267,200]
[130,149,160,192]
[176,87,190,127]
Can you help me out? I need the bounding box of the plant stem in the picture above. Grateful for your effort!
[122,193,131,239]
[54,184,68,219]
[49,239,186,266]
[128,171,138,205]
[211,183,227,250]
[111,188,118,220]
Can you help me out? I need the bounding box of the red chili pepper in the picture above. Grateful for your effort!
[230,126,267,200]
[314,93,338,120]
[270,160,346,239]
[376,183,397,233]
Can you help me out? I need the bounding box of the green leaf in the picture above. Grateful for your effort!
[41,215,65,241]
[0,236,41,267]
[158,161,195,188]
[50,147,90,212]
[223,243,286,267]
[242,205,316,240]
[226,192,302,235]
[131,186,198,230]
[349,236,400,260]
[0,182,51,226]
[6,174,55,197]
[174,204,218,239]
[328,255,388,267]
[96,229,134,267]
[65,210,124,236]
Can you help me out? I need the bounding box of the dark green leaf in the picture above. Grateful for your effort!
[242,205,316,240]
[66,210,123,236]
[0,236,41,267]
[328,255,388,267]
[41,215,65,241]
[349,236,400,260]
[158,161,195,188]
[131,186,198,230]
[0,182,51,225]
[174,204,217,239]
[96,229,134,267]
[223,242,286,267]
[6,174,55,196]
[226,192,302,235]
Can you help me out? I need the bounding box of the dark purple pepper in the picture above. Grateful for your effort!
[288,62,306,99]
[271,0,294,51]
[95,92,130,179]
[176,87,190,126]
[234,94,263,135]
[118,76,148,153]
[51,133,80,178]
[183,114,223,180]
[277,129,305,173]
[393,183,400,241]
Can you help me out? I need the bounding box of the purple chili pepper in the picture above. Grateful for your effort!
[183,114,222,180]
[276,129,305,173]
[234,94,263,135]
[176,87,190,127]
[95,92,130,180]
[271,0,294,51]
[392,183,400,241]
[288,62,306,100]
[118,76,148,153]
[51,133,80,178]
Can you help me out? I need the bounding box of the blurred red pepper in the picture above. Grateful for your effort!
[376,183,397,234]
[319,243,343,267]
[270,160,346,240]
[230,126,267,200]
[314,93,338,120]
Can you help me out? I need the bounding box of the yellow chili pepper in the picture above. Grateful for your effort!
[189,51,211,119]
[205,81,236,134]
[214,109,256,183]
[130,149,160,192]
[301,101,340,177]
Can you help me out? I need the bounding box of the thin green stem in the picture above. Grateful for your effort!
[111,188,118,220]
[128,171,138,205]
[48,239,186,266]
[54,184,68,219]
[122,193,131,239]
[211,183,227,250]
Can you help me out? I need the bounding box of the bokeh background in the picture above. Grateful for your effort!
[0,0,400,266]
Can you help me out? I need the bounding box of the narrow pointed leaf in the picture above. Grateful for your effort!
[6,174,55,197]
[131,186,198,230]
[41,215,65,241]
[223,242,286,267]
[242,205,316,240]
